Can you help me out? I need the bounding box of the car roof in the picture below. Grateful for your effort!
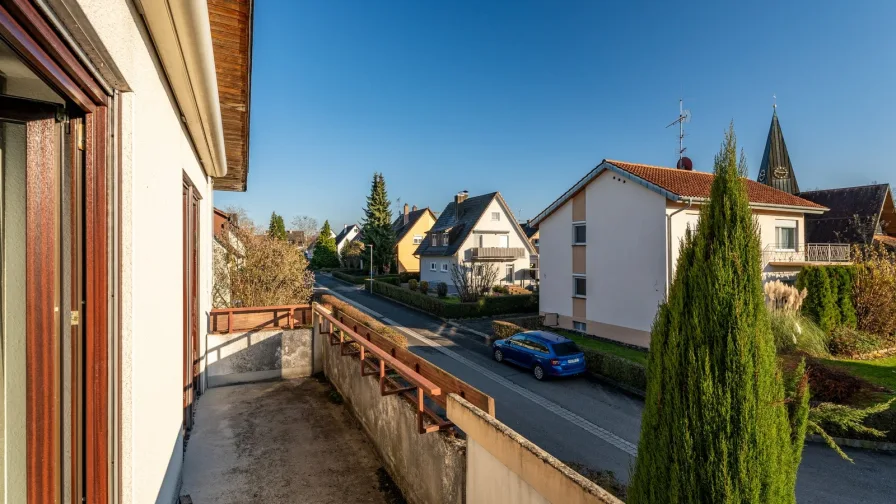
[523,331,571,344]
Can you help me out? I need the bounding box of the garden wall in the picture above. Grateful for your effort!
[205,328,316,387]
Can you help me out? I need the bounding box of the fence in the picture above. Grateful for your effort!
[210,304,312,334]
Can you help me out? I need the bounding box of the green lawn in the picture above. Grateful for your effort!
[553,330,649,366]
[440,296,460,304]
[820,355,896,393]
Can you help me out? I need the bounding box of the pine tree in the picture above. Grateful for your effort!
[309,220,340,269]
[361,172,397,274]
[629,124,808,504]
[267,212,287,240]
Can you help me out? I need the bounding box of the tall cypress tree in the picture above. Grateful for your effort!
[630,124,808,503]
[268,212,287,240]
[309,220,340,269]
[361,172,396,273]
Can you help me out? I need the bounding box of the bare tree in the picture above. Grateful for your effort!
[291,215,319,246]
[450,261,499,302]
[224,205,253,229]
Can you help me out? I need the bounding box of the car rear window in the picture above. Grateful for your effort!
[551,342,581,356]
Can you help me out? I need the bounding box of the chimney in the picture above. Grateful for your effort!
[344,224,347,230]
[403,203,409,225]
[454,191,469,221]
[412,205,417,212]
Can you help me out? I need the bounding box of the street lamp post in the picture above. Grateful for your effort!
[367,243,374,293]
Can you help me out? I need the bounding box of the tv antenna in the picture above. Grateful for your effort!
[666,99,691,167]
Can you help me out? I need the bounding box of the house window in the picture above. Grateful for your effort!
[441,263,449,272]
[413,235,423,245]
[573,321,587,332]
[430,262,437,271]
[775,220,798,251]
[573,276,586,297]
[505,264,514,283]
[431,234,438,246]
[573,223,586,245]
[498,235,509,248]
[491,212,500,221]
[533,238,540,247]
[442,233,449,246]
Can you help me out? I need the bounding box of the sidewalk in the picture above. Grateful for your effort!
[181,378,403,504]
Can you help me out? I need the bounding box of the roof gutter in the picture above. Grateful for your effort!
[134,0,228,178]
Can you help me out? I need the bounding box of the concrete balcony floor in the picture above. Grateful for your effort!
[181,378,403,504]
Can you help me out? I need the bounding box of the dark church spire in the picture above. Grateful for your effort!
[757,106,799,194]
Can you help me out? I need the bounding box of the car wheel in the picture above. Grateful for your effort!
[493,349,504,363]
[533,364,545,381]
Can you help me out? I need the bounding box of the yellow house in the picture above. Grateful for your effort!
[392,204,438,273]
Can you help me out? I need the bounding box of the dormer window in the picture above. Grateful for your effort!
[442,233,450,246]
[431,234,438,247]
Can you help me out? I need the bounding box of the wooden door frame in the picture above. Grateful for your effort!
[0,2,112,503]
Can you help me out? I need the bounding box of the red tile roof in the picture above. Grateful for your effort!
[606,160,827,210]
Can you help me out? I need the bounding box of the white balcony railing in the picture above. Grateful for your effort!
[469,247,526,261]
[762,243,851,268]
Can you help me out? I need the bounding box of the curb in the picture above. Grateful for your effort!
[805,434,896,453]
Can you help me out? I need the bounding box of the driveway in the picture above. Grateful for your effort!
[316,274,896,504]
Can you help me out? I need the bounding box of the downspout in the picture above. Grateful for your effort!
[666,199,692,295]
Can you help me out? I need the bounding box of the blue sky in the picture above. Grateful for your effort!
[215,0,896,229]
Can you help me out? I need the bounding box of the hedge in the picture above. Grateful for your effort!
[828,326,893,358]
[369,280,538,318]
[399,271,420,283]
[332,271,400,286]
[797,265,858,333]
[317,293,408,348]
[491,319,647,394]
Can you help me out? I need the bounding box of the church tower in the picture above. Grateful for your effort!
[757,107,799,194]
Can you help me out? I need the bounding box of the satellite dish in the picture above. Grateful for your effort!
[677,157,693,171]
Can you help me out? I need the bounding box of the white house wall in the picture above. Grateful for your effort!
[77,1,215,503]
[536,202,571,322]
[586,172,666,335]
[420,256,458,289]
[456,198,533,287]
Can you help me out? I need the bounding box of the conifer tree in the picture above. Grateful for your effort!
[629,124,808,504]
[267,212,287,241]
[361,172,397,273]
[309,220,340,269]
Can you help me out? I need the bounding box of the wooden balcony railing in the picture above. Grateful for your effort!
[313,302,495,434]
[762,243,851,268]
[470,247,525,260]
[210,304,312,334]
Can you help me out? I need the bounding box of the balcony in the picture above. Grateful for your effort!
[762,243,851,267]
[469,247,526,261]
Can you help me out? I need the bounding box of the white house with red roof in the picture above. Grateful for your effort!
[530,159,849,348]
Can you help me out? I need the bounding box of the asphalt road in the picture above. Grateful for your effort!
[315,275,896,504]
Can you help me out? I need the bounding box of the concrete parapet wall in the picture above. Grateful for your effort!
[206,328,314,387]
[447,393,623,504]
[316,316,466,504]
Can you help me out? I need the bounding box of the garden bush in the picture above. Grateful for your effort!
[583,348,647,394]
[492,285,509,294]
[828,326,888,358]
[369,280,536,318]
[492,320,522,340]
[436,282,448,298]
[332,271,366,285]
[318,293,408,348]
[853,245,896,338]
[408,279,418,291]
[479,293,538,316]
[377,276,401,286]
[805,358,870,404]
[768,310,829,357]
[797,266,840,333]
[419,280,429,295]
[399,271,420,283]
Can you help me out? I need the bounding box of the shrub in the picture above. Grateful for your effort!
[332,271,365,285]
[399,272,420,283]
[436,282,448,298]
[479,293,538,316]
[378,276,401,286]
[501,315,544,330]
[768,310,830,357]
[369,280,535,319]
[764,280,807,312]
[828,326,888,358]
[583,347,647,393]
[805,358,870,404]
[492,320,522,339]
[419,280,430,295]
[317,293,408,348]
[831,266,858,329]
[797,266,840,334]
[630,126,806,503]
[408,279,418,291]
[492,285,509,294]
[853,245,896,338]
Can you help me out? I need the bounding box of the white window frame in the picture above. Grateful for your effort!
[774,219,798,252]
[441,263,449,272]
[442,233,450,246]
[573,275,586,298]
[431,234,438,247]
[413,235,423,245]
[491,211,500,221]
[430,262,437,271]
[573,321,586,332]
[573,222,586,245]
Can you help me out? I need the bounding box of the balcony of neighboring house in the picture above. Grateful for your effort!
[762,243,852,267]
[469,247,526,261]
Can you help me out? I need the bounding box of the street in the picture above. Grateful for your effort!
[315,274,896,504]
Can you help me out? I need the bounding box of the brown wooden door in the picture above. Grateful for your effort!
[183,181,200,430]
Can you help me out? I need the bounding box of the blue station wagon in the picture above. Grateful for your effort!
[492,331,586,380]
